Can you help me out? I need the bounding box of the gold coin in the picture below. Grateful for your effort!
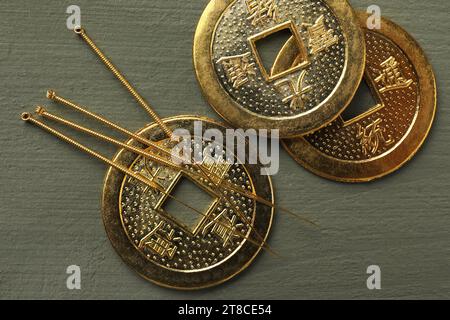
[102,115,274,289]
[281,12,437,182]
[193,0,365,138]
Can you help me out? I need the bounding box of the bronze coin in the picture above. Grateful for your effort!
[193,0,365,138]
[102,115,274,289]
[281,12,437,182]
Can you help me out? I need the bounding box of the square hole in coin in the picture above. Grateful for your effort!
[341,77,384,124]
[162,177,216,234]
[249,21,309,82]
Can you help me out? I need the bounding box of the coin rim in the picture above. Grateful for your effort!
[282,12,437,182]
[193,0,366,138]
[101,115,274,290]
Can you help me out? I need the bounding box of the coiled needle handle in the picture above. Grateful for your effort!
[74,27,173,138]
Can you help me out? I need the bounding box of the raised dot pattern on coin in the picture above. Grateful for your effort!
[194,0,365,137]
[103,117,274,289]
[305,30,418,161]
[120,150,255,272]
[213,0,346,117]
[282,13,436,182]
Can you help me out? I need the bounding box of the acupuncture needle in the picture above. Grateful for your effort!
[21,112,279,257]
[47,90,317,227]
[72,27,285,244]
[33,106,280,256]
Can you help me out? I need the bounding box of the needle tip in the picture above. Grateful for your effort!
[46,90,56,100]
[74,26,84,35]
[21,112,31,121]
[35,106,46,115]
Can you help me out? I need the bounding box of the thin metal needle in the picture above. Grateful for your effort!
[69,26,320,241]
[35,106,281,252]
[21,112,278,257]
[71,28,317,229]
[35,106,224,190]
[43,95,278,244]
[73,27,173,138]
[47,90,317,227]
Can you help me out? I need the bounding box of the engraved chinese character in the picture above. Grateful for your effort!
[143,165,169,182]
[217,53,255,88]
[201,151,232,185]
[303,15,339,55]
[357,118,394,156]
[217,52,256,89]
[245,0,278,26]
[202,209,243,247]
[136,161,177,193]
[275,70,312,111]
[139,221,181,259]
[375,56,413,93]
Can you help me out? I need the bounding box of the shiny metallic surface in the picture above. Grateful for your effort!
[194,0,365,137]
[282,12,437,182]
[102,116,274,289]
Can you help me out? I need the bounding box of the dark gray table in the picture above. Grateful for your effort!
[0,0,448,299]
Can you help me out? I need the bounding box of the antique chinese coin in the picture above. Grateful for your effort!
[103,116,274,289]
[282,12,437,182]
[194,0,365,137]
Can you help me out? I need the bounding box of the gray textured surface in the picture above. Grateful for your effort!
[0,0,448,299]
